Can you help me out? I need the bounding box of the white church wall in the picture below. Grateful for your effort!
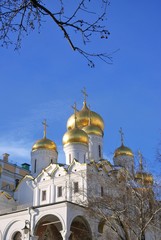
[113,155,134,175]
[88,135,103,162]
[63,144,88,165]
[14,178,33,205]
[31,149,58,176]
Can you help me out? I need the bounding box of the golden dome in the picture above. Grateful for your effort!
[67,102,104,132]
[114,144,133,158]
[82,125,103,137]
[32,137,57,152]
[135,172,153,186]
[63,128,89,146]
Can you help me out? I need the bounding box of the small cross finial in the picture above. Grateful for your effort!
[138,150,143,171]
[71,102,78,127]
[119,127,124,145]
[81,87,88,103]
[42,119,48,138]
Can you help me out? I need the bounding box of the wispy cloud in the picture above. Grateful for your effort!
[0,138,31,165]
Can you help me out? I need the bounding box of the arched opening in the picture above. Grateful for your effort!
[12,231,22,240]
[34,214,63,240]
[69,216,92,240]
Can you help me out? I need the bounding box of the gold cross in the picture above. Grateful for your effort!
[119,127,124,145]
[42,119,48,138]
[81,87,88,102]
[71,102,78,127]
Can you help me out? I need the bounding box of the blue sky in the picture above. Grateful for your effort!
[0,1,161,176]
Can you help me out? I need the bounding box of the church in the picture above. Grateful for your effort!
[0,89,160,240]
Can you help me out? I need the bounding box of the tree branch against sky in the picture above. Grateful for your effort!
[0,0,112,67]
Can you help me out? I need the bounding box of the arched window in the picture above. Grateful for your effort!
[12,231,22,240]
[74,182,79,193]
[34,159,37,173]
[98,145,101,158]
[15,179,19,187]
[101,186,104,197]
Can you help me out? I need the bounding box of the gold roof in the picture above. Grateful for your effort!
[62,128,89,146]
[32,137,57,152]
[114,144,133,158]
[82,125,103,137]
[67,101,104,131]
[135,172,153,185]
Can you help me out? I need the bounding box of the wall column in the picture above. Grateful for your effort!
[60,230,72,240]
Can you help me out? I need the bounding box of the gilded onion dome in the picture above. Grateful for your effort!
[32,119,57,152]
[32,138,57,152]
[114,128,133,158]
[62,128,89,146]
[135,172,153,186]
[67,101,104,131]
[114,144,134,158]
[82,125,103,137]
[135,151,153,186]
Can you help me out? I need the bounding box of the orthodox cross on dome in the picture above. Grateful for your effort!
[138,150,143,172]
[42,119,48,138]
[72,102,78,127]
[119,127,124,145]
[81,87,88,103]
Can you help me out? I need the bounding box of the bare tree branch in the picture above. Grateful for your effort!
[0,0,112,66]
[82,166,161,240]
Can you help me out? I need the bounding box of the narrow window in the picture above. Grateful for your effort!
[42,190,46,201]
[141,234,145,240]
[34,159,37,173]
[101,186,104,197]
[84,154,86,163]
[74,182,79,193]
[69,154,71,164]
[57,186,62,197]
[98,145,101,158]
[51,159,53,164]
[15,179,19,188]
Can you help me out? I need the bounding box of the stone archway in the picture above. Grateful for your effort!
[34,214,63,240]
[69,216,92,240]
